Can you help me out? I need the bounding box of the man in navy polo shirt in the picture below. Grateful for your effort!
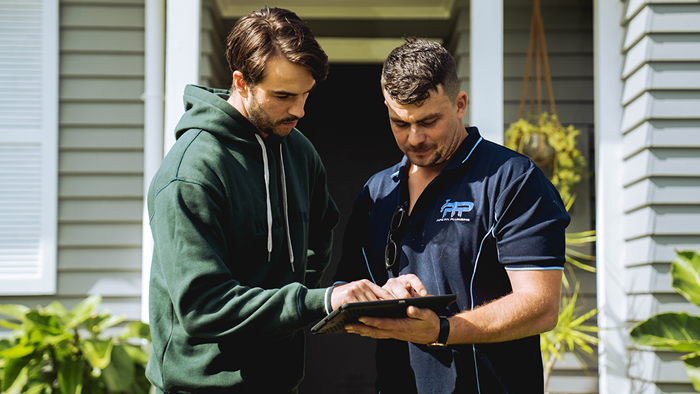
[333,39,570,393]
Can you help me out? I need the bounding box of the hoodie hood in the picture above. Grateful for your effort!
[174,84,295,270]
[174,84,288,145]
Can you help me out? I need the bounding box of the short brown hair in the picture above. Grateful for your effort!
[381,38,459,105]
[226,7,329,86]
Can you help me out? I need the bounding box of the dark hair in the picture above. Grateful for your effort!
[226,7,329,86]
[381,38,459,105]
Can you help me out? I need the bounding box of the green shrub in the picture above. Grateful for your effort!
[0,295,151,394]
[630,250,700,391]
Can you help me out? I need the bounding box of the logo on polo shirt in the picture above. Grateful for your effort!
[437,199,474,222]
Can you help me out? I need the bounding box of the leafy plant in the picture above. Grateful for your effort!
[541,281,599,391]
[505,112,587,205]
[0,295,151,394]
[630,250,700,391]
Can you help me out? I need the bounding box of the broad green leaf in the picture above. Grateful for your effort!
[128,366,152,394]
[683,353,700,391]
[4,365,28,394]
[66,295,102,329]
[79,338,113,370]
[44,301,70,324]
[121,344,150,366]
[0,304,29,321]
[25,312,64,336]
[101,344,135,393]
[0,343,36,359]
[58,356,84,394]
[630,312,700,353]
[23,382,50,394]
[87,378,106,394]
[119,321,152,342]
[96,314,125,334]
[2,354,34,392]
[672,250,700,307]
[0,319,21,331]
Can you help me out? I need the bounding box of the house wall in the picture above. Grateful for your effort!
[454,1,597,393]
[620,1,700,393]
[1,0,146,328]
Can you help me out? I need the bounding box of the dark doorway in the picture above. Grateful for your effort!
[296,64,403,393]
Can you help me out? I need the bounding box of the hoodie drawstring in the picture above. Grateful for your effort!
[254,134,295,272]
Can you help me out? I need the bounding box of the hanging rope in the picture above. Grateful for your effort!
[517,0,556,120]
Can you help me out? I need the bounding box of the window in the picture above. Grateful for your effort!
[0,0,58,294]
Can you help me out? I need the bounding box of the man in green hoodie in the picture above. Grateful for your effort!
[145,7,413,394]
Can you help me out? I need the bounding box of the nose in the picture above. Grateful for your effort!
[407,125,425,146]
[289,95,307,119]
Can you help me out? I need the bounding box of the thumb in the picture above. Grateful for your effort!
[407,306,430,320]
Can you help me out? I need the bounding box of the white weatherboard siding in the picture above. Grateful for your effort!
[0,0,58,295]
[0,0,147,328]
[620,1,700,392]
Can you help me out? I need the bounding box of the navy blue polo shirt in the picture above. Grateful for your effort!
[334,127,570,394]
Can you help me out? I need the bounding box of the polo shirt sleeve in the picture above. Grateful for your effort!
[492,165,571,269]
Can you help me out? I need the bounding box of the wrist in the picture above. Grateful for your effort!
[427,316,450,347]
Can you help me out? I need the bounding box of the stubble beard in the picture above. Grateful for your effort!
[247,94,298,137]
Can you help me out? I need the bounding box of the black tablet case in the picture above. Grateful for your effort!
[311,294,457,335]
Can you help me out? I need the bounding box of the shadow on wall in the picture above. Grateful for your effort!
[297,64,403,394]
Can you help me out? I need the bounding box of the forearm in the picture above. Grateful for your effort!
[447,289,560,344]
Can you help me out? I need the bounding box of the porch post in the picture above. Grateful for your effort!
[164,0,201,154]
[594,0,629,392]
[469,0,503,144]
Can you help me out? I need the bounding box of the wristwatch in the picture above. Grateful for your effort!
[427,316,450,347]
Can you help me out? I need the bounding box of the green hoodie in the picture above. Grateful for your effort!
[146,85,339,393]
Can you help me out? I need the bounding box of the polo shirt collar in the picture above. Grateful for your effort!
[391,126,484,182]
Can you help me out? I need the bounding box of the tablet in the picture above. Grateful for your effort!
[310,294,457,335]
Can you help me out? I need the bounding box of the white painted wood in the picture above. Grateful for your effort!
[622,120,700,158]
[623,148,700,186]
[622,63,700,106]
[594,0,630,392]
[59,200,143,222]
[142,0,165,323]
[61,54,145,76]
[629,350,695,384]
[164,0,201,154]
[621,91,700,134]
[60,102,144,126]
[0,0,58,295]
[628,293,700,322]
[60,127,144,149]
[59,248,143,270]
[58,272,141,296]
[58,175,142,198]
[58,223,142,247]
[626,263,676,294]
[623,178,700,212]
[622,34,700,79]
[470,0,503,144]
[624,4,700,51]
[547,376,599,393]
[624,206,700,240]
[626,235,700,267]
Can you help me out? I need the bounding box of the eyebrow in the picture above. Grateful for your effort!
[390,112,442,124]
[271,83,316,97]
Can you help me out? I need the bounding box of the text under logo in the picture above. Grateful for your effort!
[438,199,474,222]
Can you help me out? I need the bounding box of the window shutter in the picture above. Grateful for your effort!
[0,0,58,294]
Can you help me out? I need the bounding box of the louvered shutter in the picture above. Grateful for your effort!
[0,0,58,294]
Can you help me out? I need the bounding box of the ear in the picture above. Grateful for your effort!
[455,91,468,120]
[232,71,250,98]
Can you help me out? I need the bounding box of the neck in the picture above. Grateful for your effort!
[226,91,268,138]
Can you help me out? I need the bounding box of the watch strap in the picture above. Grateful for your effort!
[428,316,450,347]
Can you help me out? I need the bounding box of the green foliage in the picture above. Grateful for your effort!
[630,250,700,391]
[505,112,587,205]
[0,295,152,394]
[541,282,599,390]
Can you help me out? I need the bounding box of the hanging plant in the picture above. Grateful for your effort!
[505,112,586,205]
